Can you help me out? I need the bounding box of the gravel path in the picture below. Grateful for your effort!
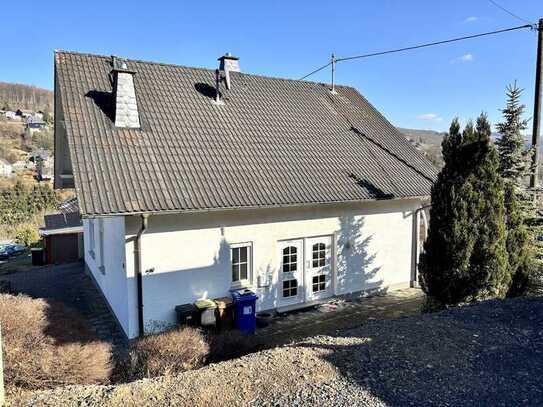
[18,296,543,407]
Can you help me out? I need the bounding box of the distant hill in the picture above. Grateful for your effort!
[397,128,446,146]
[0,82,53,113]
[398,127,539,169]
[397,127,445,167]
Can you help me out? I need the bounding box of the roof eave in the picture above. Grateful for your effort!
[79,194,431,219]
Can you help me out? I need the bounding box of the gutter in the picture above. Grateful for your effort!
[80,195,432,219]
[134,214,148,338]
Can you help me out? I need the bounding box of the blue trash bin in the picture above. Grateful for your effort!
[231,289,258,334]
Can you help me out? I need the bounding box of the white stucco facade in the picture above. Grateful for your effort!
[84,198,423,339]
[83,216,130,335]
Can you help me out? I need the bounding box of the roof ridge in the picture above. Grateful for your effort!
[54,49,351,88]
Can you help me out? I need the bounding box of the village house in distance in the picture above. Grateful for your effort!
[54,50,437,339]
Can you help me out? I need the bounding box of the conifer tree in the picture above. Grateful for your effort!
[495,82,540,296]
[495,82,530,187]
[468,114,510,297]
[504,182,531,296]
[419,115,509,306]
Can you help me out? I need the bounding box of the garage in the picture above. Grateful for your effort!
[40,212,83,264]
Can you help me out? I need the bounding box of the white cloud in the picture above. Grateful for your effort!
[451,53,474,63]
[464,16,478,23]
[416,113,443,122]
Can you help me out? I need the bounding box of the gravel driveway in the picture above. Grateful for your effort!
[20,296,543,407]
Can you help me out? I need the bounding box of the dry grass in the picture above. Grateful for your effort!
[123,327,209,380]
[0,294,112,395]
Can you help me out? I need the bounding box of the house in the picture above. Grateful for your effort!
[31,153,53,181]
[4,111,18,120]
[25,115,47,137]
[16,109,33,118]
[11,160,28,172]
[0,159,12,177]
[40,200,83,264]
[54,50,437,339]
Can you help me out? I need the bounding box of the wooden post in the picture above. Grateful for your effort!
[530,19,543,188]
[0,325,5,406]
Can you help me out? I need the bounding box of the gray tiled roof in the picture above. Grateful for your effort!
[58,196,79,214]
[44,212,82,230]
[55,51,437,217]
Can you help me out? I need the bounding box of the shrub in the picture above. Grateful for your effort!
[31,129,53,151]
[0,294,112,394]
[419,115,509,307]
[127,327,209,379]
[14,223,40,247]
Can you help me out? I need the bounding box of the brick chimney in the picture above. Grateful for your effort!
[111,56,140,128]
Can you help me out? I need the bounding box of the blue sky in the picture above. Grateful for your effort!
[1,0,540,131]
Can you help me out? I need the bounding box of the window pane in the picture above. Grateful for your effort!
[232,248,239,264]
[290,262,296,272]
[240,263,248,280]
[232,264,240,281]
[240,247,247,262]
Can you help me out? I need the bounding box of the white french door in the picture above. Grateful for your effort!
[305,236,333,301]
[278,239,304,307]
[278,235,334,307]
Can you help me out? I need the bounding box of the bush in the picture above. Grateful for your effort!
[127,327,209,379]
[31,129,53,151]
[14,223,40,247]
[0,294,112,394]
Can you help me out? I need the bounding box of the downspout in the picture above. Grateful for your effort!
[134,214,148,338]
[412,204,431,286]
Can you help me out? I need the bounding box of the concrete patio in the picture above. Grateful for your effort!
[254,288,424,347]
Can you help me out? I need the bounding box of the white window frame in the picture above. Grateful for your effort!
[88,219,96,259]
[230,242,252,288]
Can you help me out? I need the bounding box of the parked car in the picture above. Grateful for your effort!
[0,247,9,260]
[0,244,26,259]
[11,244,25,255]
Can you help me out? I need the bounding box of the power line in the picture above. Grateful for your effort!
[487,0,533,25]
[299,23,534,80]
[337,24,533,62]
[299,61,332,81]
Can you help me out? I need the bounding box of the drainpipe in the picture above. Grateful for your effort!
[134,214,148,338]
[412,204,431,286]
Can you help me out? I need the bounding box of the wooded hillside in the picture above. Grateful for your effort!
[0,82,53,113]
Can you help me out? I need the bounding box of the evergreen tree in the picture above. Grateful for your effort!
[504,181,531,296]
[495,82,541,296]
[495,82,530,187]
[468,114,510,297]
[419,114,509,306]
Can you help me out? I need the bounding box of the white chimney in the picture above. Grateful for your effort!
[111,56,140,128]
[218,53,240,90]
